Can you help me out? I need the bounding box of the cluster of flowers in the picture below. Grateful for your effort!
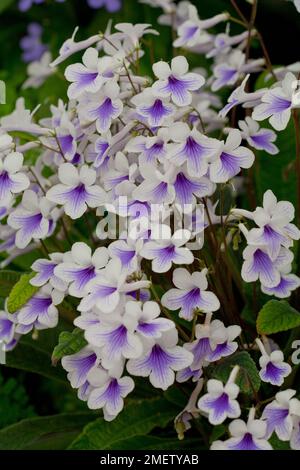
[0,0,300,450]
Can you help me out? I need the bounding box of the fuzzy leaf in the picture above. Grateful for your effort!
[68,398,179,450]
[211,351,261,395]
[7,272,39,313]
[257,300,300,335]
[0,413,95,450]
[52,328,87,365]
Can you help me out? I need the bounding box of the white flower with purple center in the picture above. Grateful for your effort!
[61,346,100,388]
[0,152,30,205]
[198,367,241,425]
[65,48,116,99]
[55,114,77,161]
[161,268,220,321]
[211,408,273,450]
[30,252,67,291]
[7,190,54,249]
[256,339,291,387]
[262,389,300,441]
[140,228,194,273]
[124,300,174,339]
[167,123,221,177]
[87,370,135,421]
[239,190,300,261]
[17,285,64,331]
[131,88,175,127]
[125,128,170,166]
[46,163,106,219]
[0,311,17,349]
[205,320,241,362]
[241,245,293,288]
[152,56,205,107]
[103,151,137,196]
[173,5,211,48]
[261,272,300,298]
[84,81,123,133]
[209,129,255,183]
[127,329,193,390]
[78,258,151,313]
[219,74,265,118]
[252,72,298,131]
[108,237,143,273]
[55,242,109,297]
[238,117,279,155]
[84,309,145,366]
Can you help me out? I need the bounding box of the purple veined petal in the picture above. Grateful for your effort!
[208,341,238,361]
[126,288,151,302]
[189,336,212,367]
[213,66,238,91]
[162,287,201,320]
[259,225,285,260]
[265,93,292,115]
[263,407,291,440]
[66,65,100,98]
[154,75,194,107]
[226,433,268,450]
[31,260,57,286]
[174,172,210,205]
[88,98,121,133]
[180,24,200,43]
[199,393,240,424]
[262,274,300,298]
[57,134,76,160]
[249,131,278,154]
[151,245,176,273]
[139,99,173,127]
[111,247,136,268]
[142,141,166,163]
[128,344,192,390]
[242,248,280,288]
[170,136,210,176]
[0,316,15,343]
[88,377,132,416]
[94,140,109,168]
[260,361,290,386]
[176,366,202,383]
[136,317,172,338]
[212,151,242,182]
[62,351,97,388]
[18,296,52,325]
[13,212,49,247]
[78,284,119,313]
[0,172,14,201]
[50,184,89,219]
[66,266,96,296]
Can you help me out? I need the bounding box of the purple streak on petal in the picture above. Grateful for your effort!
[57,134,74,156]
[191,336,212,365]
[0,172,12,200]
[150,181,169,201]
[0,317,14,342]
[252,249,275,284]
[268,96,291,114]
[15,213,43,237]
[174,172,203,205]
[113,248,135,267]
[67,266,96,290]
[227,433,262,451]
[140,100,172,126]
[208,341,236,361]
[262,361,288,385]
[143,141,166,163]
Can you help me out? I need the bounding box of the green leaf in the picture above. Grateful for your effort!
[0,413,95,450]
[257,300,300,335]
[5,337,66,383]
[101,435,200,450]
[0,0,14,14]
[52,328,87,365]
[7,272,39,313]
[68,398,179,450]
[211,351,261,395]
[269,433,290,450]
[0,270,21,297]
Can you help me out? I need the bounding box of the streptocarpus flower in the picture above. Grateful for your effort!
[131,88,175,127]
[7,190,55,249]
[61,346,99,388]
[197,366,241,425]
[161,268,220,320]
[46,163,106,219]
[238,117,279,155]
[211,408,273,450]
[17,285,64,331]
[127,329,193,390]
[262,389,300,441]
[84,81,123,133]
[209,129,255,183]
[152,56,205,107]
[30,252,67,291]
[78,258,151,313]
[65,48,117,99]
[87,371,134,421]
[252,72,298,131]
[256,339,291,386]
[0,152,30,205]
[140,228,194,273]
[54,242,109,297]
[167,122,221,177]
